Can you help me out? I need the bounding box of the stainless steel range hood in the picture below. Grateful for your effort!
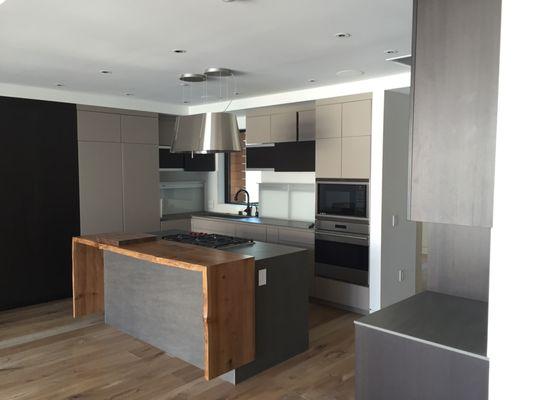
[170,112,241,154]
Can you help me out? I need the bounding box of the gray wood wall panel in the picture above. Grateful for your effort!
[355,325,489,400]
[427,224,491,302]
[104,252,205,369]
[78,141,124,234]
[409,0,501,227]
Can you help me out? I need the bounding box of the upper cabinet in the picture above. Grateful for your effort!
[245,103,313,145]
[121,115,158,144]
[77,110,121,142]
[298,110,316,141]
[159,115,177,146]
[315,94,372,179]
[246,115,271,145]
[408,0,501,227]
[270,112,297,143]
[316,104,341,139]
[342,100,372,137]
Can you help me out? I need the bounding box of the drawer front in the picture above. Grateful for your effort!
[277,228,315,249]
[191,219,236,236]
[161,219,191,232]
[235,224,267,242]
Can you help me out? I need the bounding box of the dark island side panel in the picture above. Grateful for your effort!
[0,96,79,310]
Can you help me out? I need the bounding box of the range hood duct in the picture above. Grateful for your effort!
[170,112,241,154]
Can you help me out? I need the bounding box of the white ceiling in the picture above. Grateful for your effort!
[0,0,411,107]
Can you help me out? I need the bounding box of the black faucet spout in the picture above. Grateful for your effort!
[234,188,252,216]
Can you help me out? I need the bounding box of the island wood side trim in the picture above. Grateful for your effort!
[72,241,104,317]
[203,258,255,380]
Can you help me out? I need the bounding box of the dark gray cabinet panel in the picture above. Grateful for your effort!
[409,0,501,227]
[355,325,489,400]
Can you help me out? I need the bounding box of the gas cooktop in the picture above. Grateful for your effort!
[162,232,255,249]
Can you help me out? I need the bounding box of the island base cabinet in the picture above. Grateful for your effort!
[355,325,489,400]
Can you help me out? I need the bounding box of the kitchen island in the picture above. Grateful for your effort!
[72,232,311,383]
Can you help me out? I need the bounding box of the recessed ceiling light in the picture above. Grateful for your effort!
[100,70,112,74]
[173,49,187,54]
[183,100,190,104]
[55,82,65,87]
[124,92,134,97]
[234,91,240,96]
[384,49,399,55]
[335,32,351,39]
[308,78,317,83]
[336,69,364,78]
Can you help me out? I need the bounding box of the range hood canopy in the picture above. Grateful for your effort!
[170,112,241,154]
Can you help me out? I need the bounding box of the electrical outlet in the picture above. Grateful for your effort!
[392,214,398,227]
[208,200,215,209]
[258,269,267,286]
[398,269,405,282]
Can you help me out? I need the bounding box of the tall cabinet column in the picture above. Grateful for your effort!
[77,106,159,235]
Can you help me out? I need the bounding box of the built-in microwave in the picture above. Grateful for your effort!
[316,179,369,222]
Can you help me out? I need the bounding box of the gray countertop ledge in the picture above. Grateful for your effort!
[162,211,314,231]
[355,291,488,358]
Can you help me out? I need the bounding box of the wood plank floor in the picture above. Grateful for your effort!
[0,299,360,400]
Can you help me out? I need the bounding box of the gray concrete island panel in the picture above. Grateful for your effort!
[104,251,205,369]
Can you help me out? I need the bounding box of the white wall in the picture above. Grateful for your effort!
[379,90,417,308]
[488,1,533,397]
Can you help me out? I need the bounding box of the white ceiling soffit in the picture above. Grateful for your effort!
[0,0,412,111]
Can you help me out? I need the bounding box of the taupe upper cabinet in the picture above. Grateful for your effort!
[409,0,501,227]
[246,115,271,145]
[270,112,297,143]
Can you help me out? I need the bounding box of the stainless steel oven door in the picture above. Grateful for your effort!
[314,230,369,286]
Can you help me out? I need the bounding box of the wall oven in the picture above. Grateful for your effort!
[315,219,369,286]
[316,179,369,222]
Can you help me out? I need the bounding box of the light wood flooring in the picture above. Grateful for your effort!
[0,299,360,399]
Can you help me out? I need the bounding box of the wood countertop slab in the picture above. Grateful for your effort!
[73,235,253,271]
[72,233,256,381]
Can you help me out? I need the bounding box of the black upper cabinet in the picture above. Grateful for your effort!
[0,96,80,310]
[247,146,276,169]
[159,148,184,169]
[183,153,216,172]
[274,141,315,172]
[159,149,215,171]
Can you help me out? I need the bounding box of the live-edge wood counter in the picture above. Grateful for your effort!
[72,234,255,380]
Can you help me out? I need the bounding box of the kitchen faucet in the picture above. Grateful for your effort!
[234,188,252,216]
